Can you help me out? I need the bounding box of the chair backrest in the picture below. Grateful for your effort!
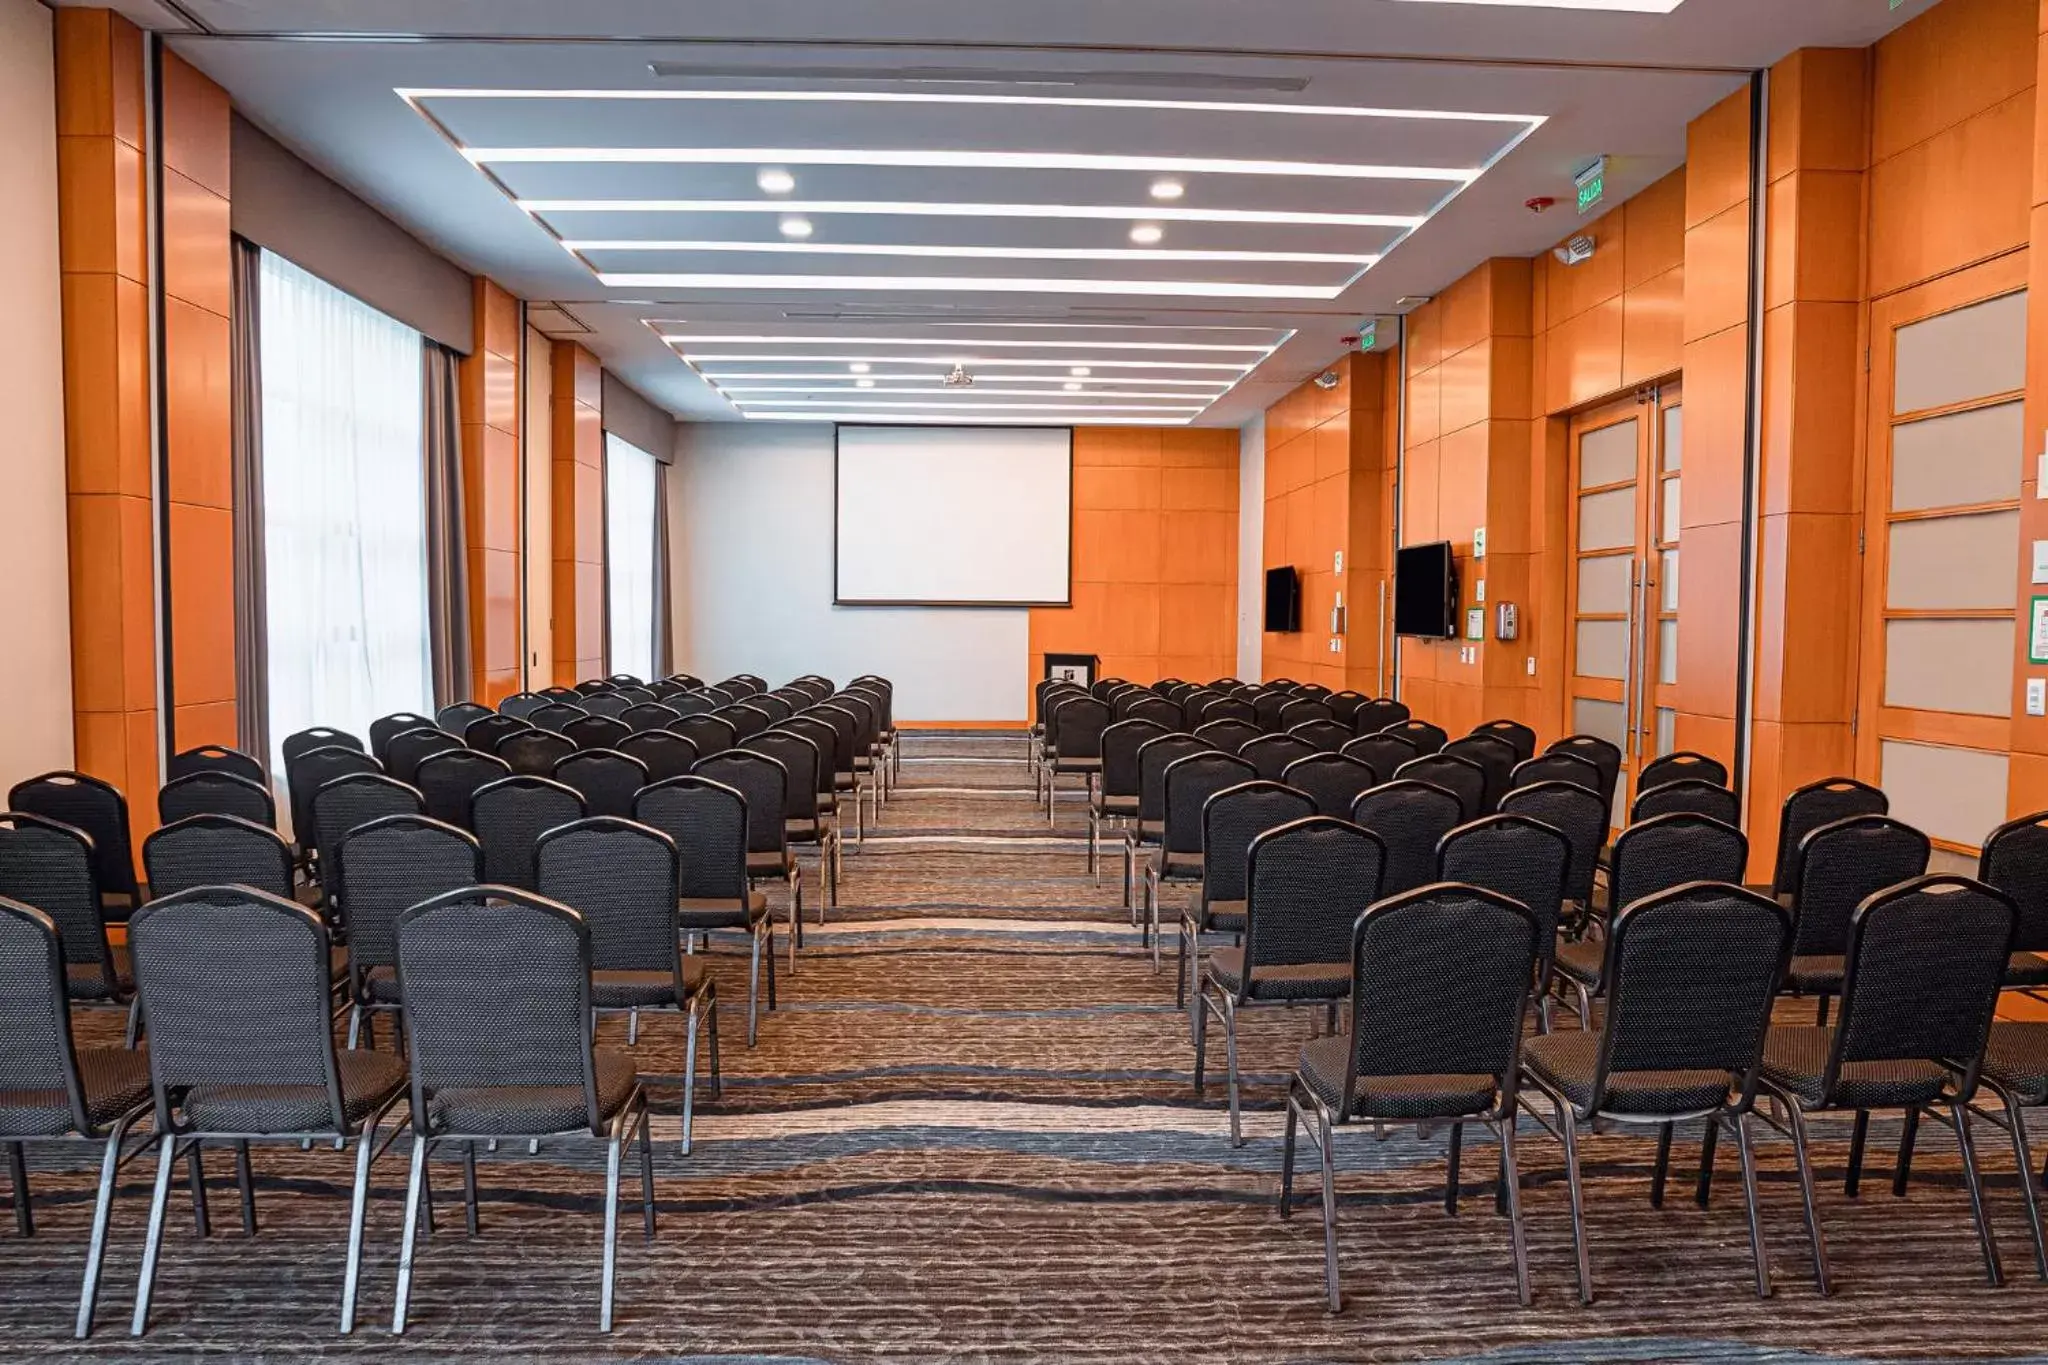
[130,887,348,1132]
[1789,814,1930,960]
[779,715,844,791]
[1349,780,1465,896]
[496,727,578,778]
[0,899,95,1133]
[1582,884,1791,1116]
[694,750,788,855]
[563,714,633,752]
[436,702,493,736]
[1136,734,1212,824]
[1118,693,1182,729]
[667,692,717,719]
[537,817,682,977]
[696,685,737,708]
[286,745,383,852]
[1470,719,1537,765]
[720,703,774,741]
[1195,695,1256,727]
[1509,750,1603,797]
[1824,877,2013,1098]
[397,889,604,1137]
[1499,780,1609,906]
[1352,698,1410,735]
[1091,676,1127,700]
[1292,682,1332,701]
[620,702,682,734]
[158,770,275,828]
[498,692,548,721]
[470,775,586,890]
[1251,691,1294,732]
[613,685,658,707]
[538,685,580,701]
[1441,734,1517,813]
[1277,699,1334,731]
[1609,812,1748,916]
[527,701,589,735]
[577,693,633,721]
[1241,733,1317,783]
[551,749,651,820]
[1341,732,1419,779]
[574,679,616,697]
[1191,718,1262,755]
[311,772,423,907]
[1631,778,1741,826]
[1639,750,1728,792]
[1544,735,1622,810]
[617,729,699,784]
[831,694,880,750]
[1161,751,1258,859]
[1437,814,1572,975]
[1336,885,1537,1116]
[281,727,363,765]
[1394,753,1487,821]
[334,814,482,972]
[1239,817,1386,990]
[1324,691,1367,727]
[1383,719,1447,755]
[142,814,294,901]
[369,712,438,766]
[1048,695,1111,760]
[1287,719,1353,754]
[1098,719,1167,800]
[1200,781,1317,905]
[746,731,823,821]
[1039,682,1085,724]
[385,727,464,785]
[9,771,136,901]
[1281,752,1379,818]
[633,776,749,901]
[0,812,114,983]
[414,749,513,829]
[463,713,532,756]
[1981,810,2048,954]
[168,744,266,785]
[1772,776,1889,896]
[673,713,740,761]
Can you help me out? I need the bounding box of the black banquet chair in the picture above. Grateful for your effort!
[695,749,801,966]
[414,748,512,831]
[1280,752,1379,819]
[286,744,382,869]
[1981,811,2048,990]
[618,729,698,785]
[1780,814,1929,1025]
[1383,719,1448,756]
[0,813,132,1034]
[369,712,437,766]
[1242,733,1316,784]
[463,712,531,756]
[634,777,777,1045]
[1632,778,1740,826]
[142,814,294,902]
[552,749,651,821]
[167,744,265,785]
[390,888,654,1335]
[385,727,464,786]
[471,775,586,892]
[436,702,492,736]
[1341,732,1418,780]
[281,726,362,765]
[1470,718,1537,764]
[126,886,408,1336]
[1764,776,1888,899]
[10,772,138,918]
[1352,698,1410,735]
[1175,779,1314,1014]
[497,727,577,778]
[564,714,634,753]
[1145,750,1256,969]
[1395,753,1487,822]
[311,772,424,915]
[334,814,482,1051]
[1281,883,1539,1310]
[157,770,274,828]
[1438,814,1572,1031]
[1350,780,1463,898]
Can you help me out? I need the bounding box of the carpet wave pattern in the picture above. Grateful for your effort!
[5,731,2048,1362]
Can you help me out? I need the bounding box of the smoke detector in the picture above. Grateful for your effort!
[943,363,975,387]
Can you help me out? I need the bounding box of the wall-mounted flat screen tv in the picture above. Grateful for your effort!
[1264,566,1302,633]
[1393,542,1459,639]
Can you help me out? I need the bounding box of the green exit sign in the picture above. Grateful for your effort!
[1575,156,1608,215]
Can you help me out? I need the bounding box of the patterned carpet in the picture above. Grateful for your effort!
[8,731,2048,1363]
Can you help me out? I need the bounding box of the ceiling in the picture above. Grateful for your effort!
[88,0,1939,426]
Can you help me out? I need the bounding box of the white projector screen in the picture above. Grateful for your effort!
[835,425,1073,606]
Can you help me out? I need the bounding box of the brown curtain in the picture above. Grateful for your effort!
[422,342,471,705]
[230,237,271,771]
[653,460,672,678]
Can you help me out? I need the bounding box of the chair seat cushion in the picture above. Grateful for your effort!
[1761,1027,1951,1110]
[180,1049,406,1135]
[1205,948,1348,1002]
[2005,952,2048,988]
[1096,795,1139,817]
[361,965,404,1004]
[592,960,711,1009]
[1552,939,1603,989]
[677,892,768,930]
[1053,757,1102,774]
[1523,1030,1734,1117]
[1137,819,1163,839]
[0,1046,153,1138]
[1981,1022,2048,1106]
[1783,955,1845,995]
[746,850,794,876]
[1184,895,1245,935]
[1154,851,1203,883]
[426,1047,637,1136]
[66,958,132,1003]
[1296,1036,1498,1119]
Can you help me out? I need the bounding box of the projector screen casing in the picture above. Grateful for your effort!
[834,424,1074,607]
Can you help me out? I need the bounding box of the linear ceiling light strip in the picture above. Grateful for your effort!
[471,147,1477,181]
[525,200,1426,227]
[563,240,1378,265]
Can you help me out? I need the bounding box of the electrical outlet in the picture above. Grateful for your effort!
[1526,656,1537,676]
[2030,678,2047,717]
[1475,579,1486,604]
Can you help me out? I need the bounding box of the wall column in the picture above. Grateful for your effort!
[551,341,605,684]
[461,278,522,704]
[2011,0,2048,816]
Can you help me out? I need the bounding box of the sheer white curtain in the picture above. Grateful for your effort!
[605,433,658,682]
[259,250,432,777]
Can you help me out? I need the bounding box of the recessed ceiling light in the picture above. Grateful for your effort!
[1070,366,1092,376]
[524,199,1425,229]
[855,378,875,388]
[756,167,796,194]
[778,216,813,239]
[1150,178,1186,201]
[1128,225,1165,246]
[849,362,871,373]
[469,146,1479,183]
[560,239,1376,265]
[1063,381,1084,391]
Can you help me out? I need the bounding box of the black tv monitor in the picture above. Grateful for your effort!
[1264,566,1302,633]
[1394,542,1459,639]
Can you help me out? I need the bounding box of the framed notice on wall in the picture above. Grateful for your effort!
[2030,597,2048,665]
[1044,653,1098,688]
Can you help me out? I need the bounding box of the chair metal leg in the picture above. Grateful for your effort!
[707,991,723,1098]
[75,1115,141,1338]
[123,996,142,1048]
[185,1142,210,1238]
[626,1008,640,1046]
[234,1140,257,1234]
[1996,1086,2048,1280]
[462,1143,480,1236]
[1501,1117,1531,1306]
[1318,1106,1341,1313]
[1279,1086,1300,1217]
[787,867,801,974]
[1782,1099,1832,1295]
[1224,996,1244,1148]
[1088,809,1098,879]
[346,1003,363,1051]
[1650,1122,1672,1208]
[1845,1109,1869,1197]
[340,1118,381,1333]
[1446,1121,1464,1214]
[6,1142,28,1236]
[391,1135,428,1335]
[599,1126,624,1332]
[129,1131,180,1336]
[746,925,763,1047]
[1695,1118,1719,1207]
[1191,982,1208,1097]
[1734,1113,1773,1299]
[1951,1097,2004,1287]
[1559,1105,1593,1304]
[638,1109,656,1241]
[1894,1104,1920,1196]
[681,997,701,1156]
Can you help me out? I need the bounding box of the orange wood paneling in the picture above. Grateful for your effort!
[1869,91,2034,297]
[549,339,604,688]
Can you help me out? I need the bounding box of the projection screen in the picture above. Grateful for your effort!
[835,425,1073,606]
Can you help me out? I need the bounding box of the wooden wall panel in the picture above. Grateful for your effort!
[2008,0,2048,822]
[551,341,605,686]
[462,279,523,703]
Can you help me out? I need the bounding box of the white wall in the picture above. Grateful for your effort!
[1236,414,1265,682]
[670,422,1031,721]
[0,0,76,785]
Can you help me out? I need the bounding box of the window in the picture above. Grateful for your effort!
[605,433,658,682]
[259,250,431,777]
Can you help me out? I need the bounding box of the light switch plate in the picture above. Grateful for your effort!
[2030,678,2047,716]
[1333,550,1343,573]
[1475,579,1487,604]
[1526,657,1537,676]
[2032,541,2048,585]
[2038,449,2048,496]
[1474,526,1487,558]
